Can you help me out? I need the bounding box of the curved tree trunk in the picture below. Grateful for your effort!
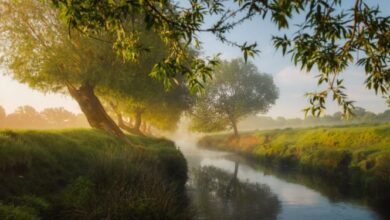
[134,108,144,133]
[146,124,152,136]
[66,83,132,144]
[109,102,144,136]
[141,121,147,133]
[119,118,145,136]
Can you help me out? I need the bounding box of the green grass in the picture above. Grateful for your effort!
[199,123,390,208]
[0,129,189,220]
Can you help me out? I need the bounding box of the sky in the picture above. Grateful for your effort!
[0,1,389,118]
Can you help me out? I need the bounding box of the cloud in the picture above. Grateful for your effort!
[274,66,317,88]
[264,66,388,118]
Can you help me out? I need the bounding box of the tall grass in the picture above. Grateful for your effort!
[0,129,189,219]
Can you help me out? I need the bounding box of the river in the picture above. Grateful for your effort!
[174,137,383,220]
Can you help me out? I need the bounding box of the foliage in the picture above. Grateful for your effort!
[0,204,40,220]
[190,59,278,136]
[102,73,193,132]
[0,0,163,94]
[3,106,46,129]
[40,107,89,128]
[50,0,390,115]
[0,106,5,121]
[0,129,189,219]
[238,108,390,131]
[0,105,88,129]
[0,0,193,137]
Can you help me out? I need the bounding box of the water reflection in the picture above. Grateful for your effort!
[173,135,381,220]
[188,162,281,220]
[200,157,380,220]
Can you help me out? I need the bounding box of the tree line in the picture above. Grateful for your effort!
[239,107,390,131]
[0,105,89,129]
[0,104,176,135]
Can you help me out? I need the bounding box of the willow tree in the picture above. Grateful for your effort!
[105,75,192,135]
[51,0,389,117]
[137,81,193,132]
[0,0,170,141]
[191,59,278,137]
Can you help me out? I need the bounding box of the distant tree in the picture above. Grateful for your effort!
[377,110,390,122]
[288,118,303,126]
[191,59,278,137]
[0,106,5,126]
[352,107,368,117]
[106,74,192,135]
[239,107,390,131]
[5,105,46,128]
[41,107,76,128]
[72,114,90,128]
[275,117,287,126]
[333,112,343,120]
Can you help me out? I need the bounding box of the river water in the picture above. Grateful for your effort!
[174,137,383,220]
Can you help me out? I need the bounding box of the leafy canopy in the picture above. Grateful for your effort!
[190,59,278,134]
[101,76,193,131]
[0,0,168,94]
[51,0,390,117]
[0,0,194,134]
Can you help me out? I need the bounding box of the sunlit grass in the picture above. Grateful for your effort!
[0,129,189,219]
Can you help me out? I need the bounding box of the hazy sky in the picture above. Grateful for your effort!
[0,1,389,118]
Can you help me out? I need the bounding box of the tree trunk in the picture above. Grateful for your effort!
[231,120,239,137]
[146,124,152,135]
[109,102,144,136]
[128,117,133,127]
[66,83,131,143]
[141,121,147,133]
[134,108,144,133]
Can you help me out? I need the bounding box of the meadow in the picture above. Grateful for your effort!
[0,129,189,220]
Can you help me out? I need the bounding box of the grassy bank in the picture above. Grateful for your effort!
[199,124,390,211]
[0,129,189,220]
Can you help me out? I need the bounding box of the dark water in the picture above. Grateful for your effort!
[175,138,382,220]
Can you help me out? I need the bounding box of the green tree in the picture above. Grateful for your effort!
[5,105,46,129]
[0,0,180,142]
[41,107,77,128]
[50,0,390,116]
[191,59,278,137]
[104,67,193,135]
[0,106,5,127]
[377,110,390,121]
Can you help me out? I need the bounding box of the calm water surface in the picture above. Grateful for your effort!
[175,138,382,220]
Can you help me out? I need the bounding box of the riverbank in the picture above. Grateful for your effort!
[198,123,390,214]
[0,129,189,219]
